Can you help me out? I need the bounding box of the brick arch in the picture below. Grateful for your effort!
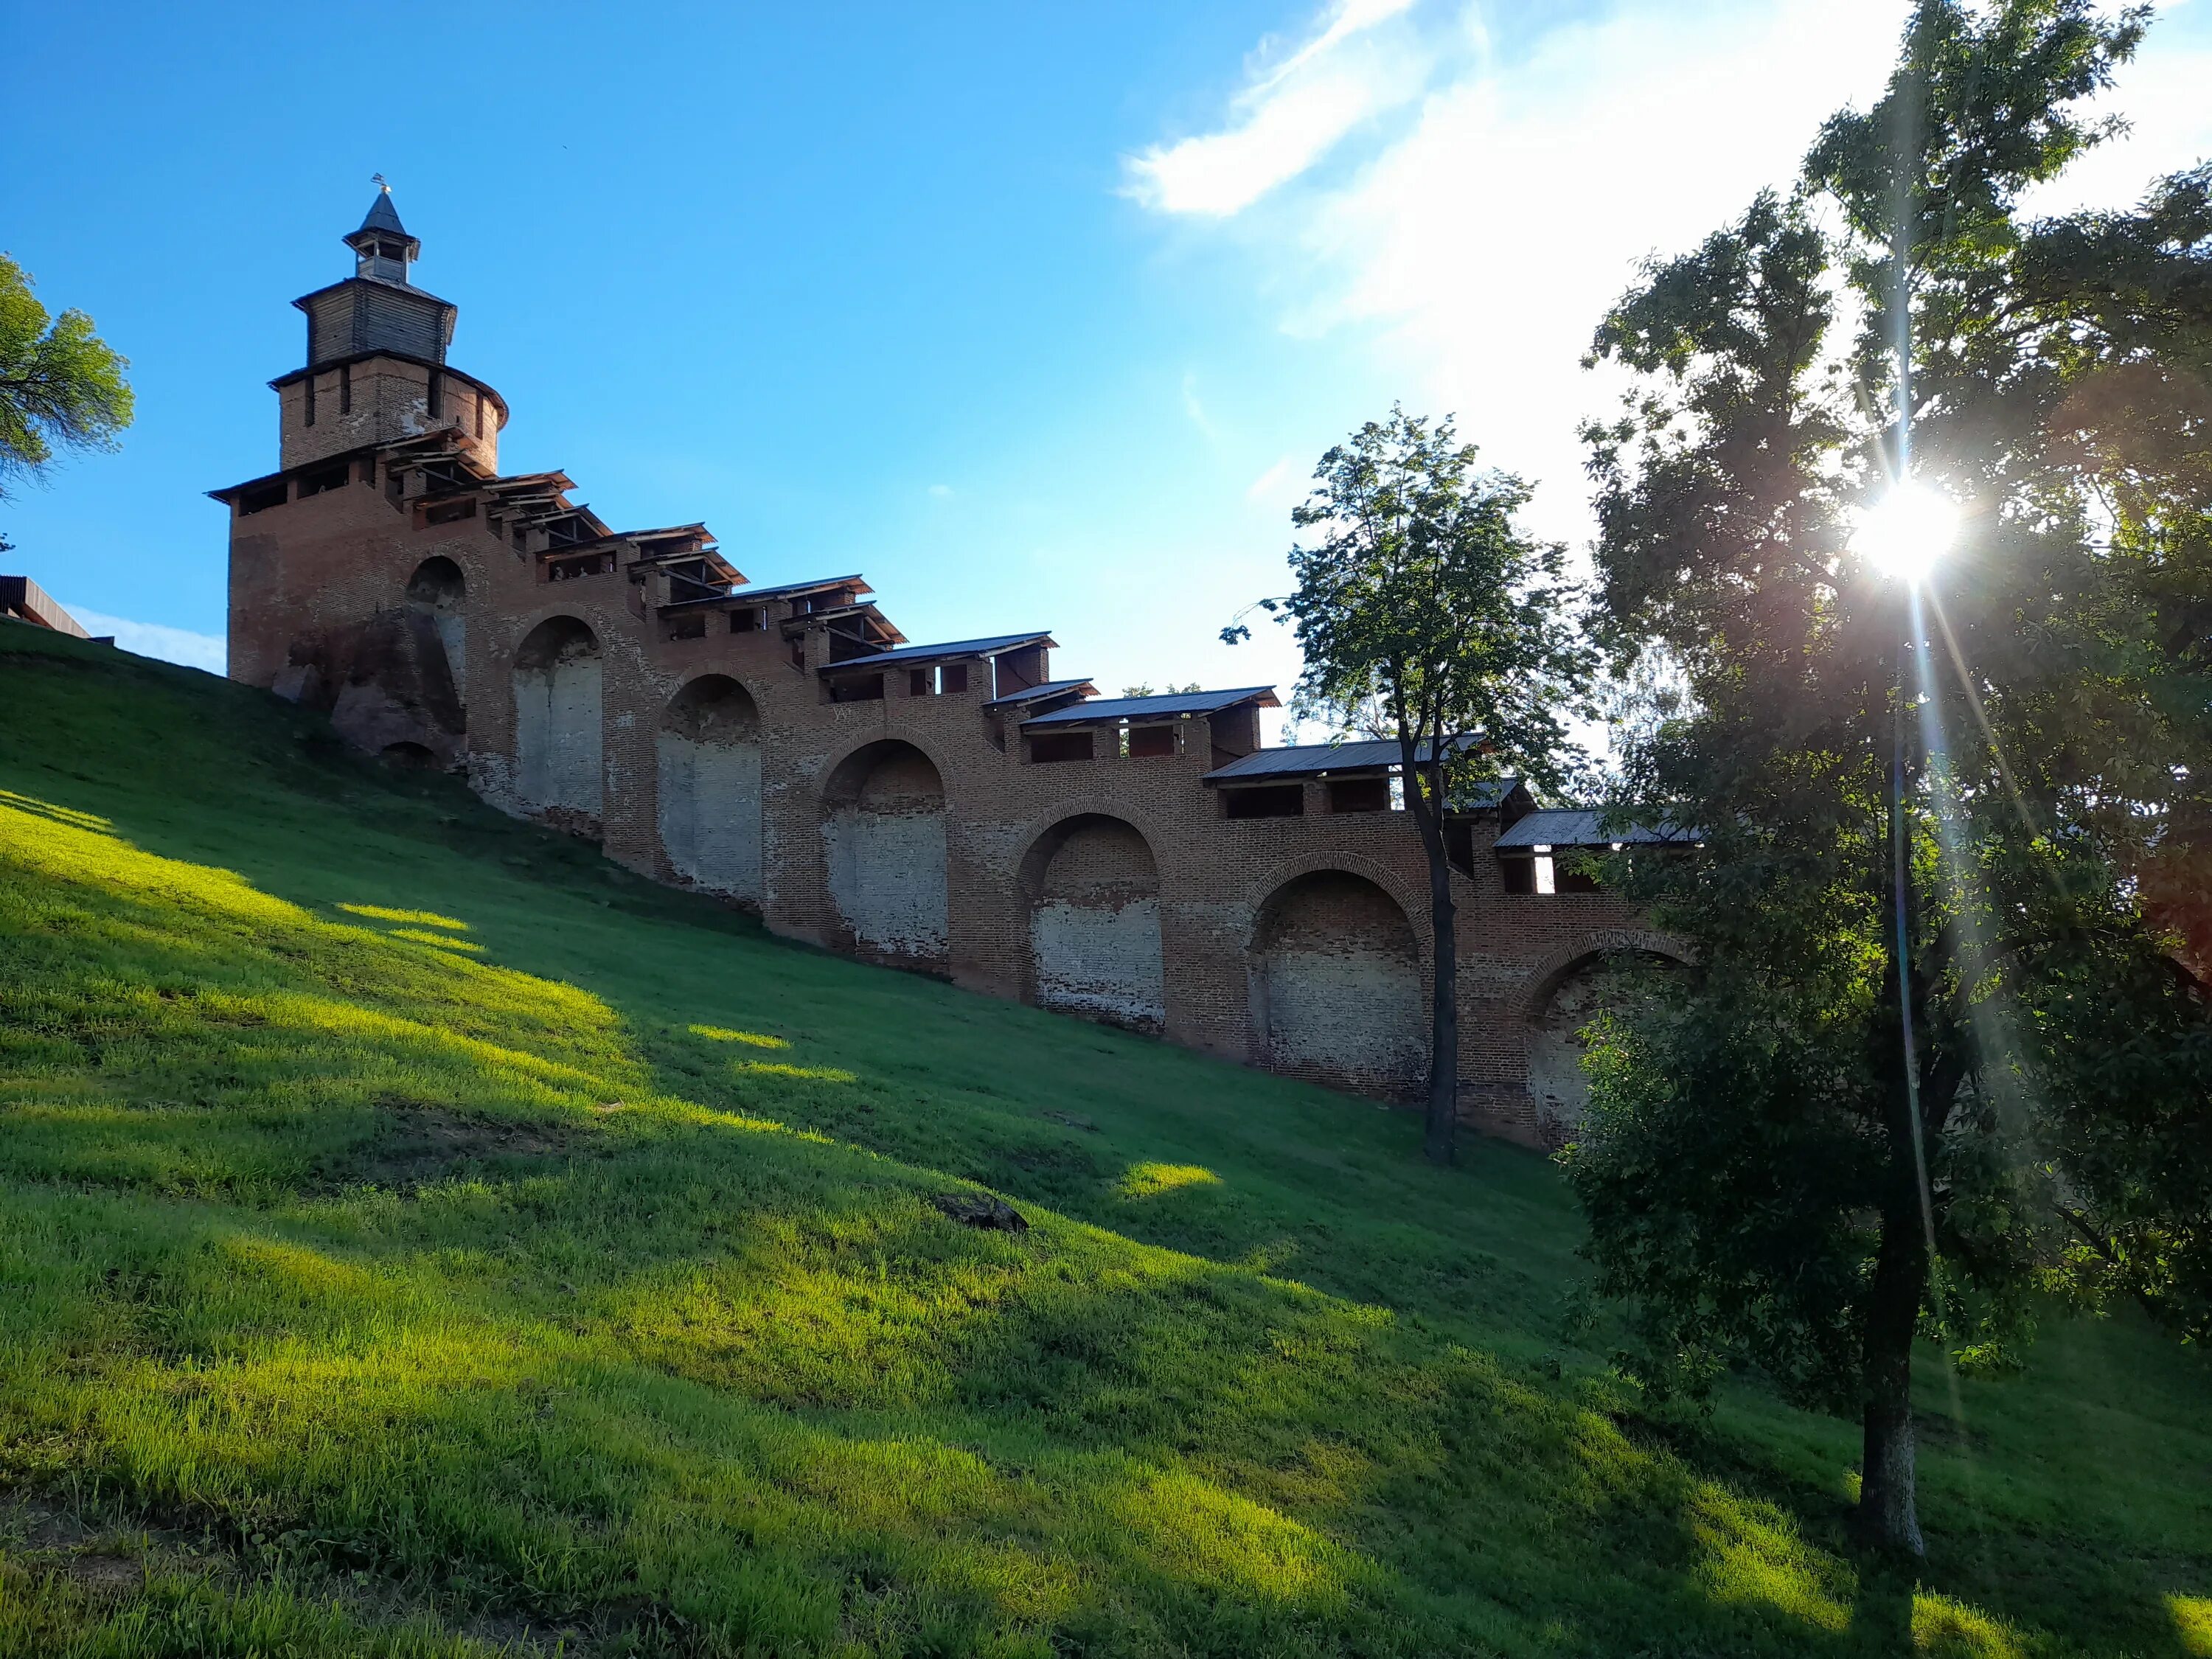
[664,667,765,725]
[1518,932,1688,1150]
[510,613,603,828]
[1514,929,1688,1020]
[817,737,950,967]
[656,674,763,901]
[1009,796,1174,899]
[1237,850,1433,970]
[817,731,953,807]
[1247,863,1429,1101]
[1015,811,1166,1033]
[492,598,627,681]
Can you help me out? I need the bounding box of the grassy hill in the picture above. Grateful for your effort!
[0,622,2205,1658]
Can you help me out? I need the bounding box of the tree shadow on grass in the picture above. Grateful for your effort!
[3,641,2204,1655]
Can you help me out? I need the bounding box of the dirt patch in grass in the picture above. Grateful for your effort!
[312,1101,574,1193]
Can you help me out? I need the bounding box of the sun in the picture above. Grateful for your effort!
[1854,483,1959,587]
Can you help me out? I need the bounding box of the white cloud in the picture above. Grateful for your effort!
[1124,0,1429,216]
[928,482,953,498]
[66,606,226,674]
[1245,453,1299,504]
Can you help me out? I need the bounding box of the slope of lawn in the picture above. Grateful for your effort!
[0,622,2205,1658]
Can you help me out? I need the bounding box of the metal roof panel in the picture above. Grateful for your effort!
[1023,686,1278,726]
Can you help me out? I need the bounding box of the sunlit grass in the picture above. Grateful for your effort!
[2174,1595,2212,1657]
[690,1023,790,1048]
[0,624,2205,1657]
[389,928,485,952]
[1119,1161,1224,1199]
[335,903,470,931]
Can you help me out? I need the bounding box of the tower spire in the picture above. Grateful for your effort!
[344,178,420,285]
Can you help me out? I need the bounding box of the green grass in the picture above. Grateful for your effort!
[0,622,2205,1658]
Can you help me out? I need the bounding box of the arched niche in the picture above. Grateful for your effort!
[512,616,602,823]
[1527,950,1680,1148]
[821,740,948,966]
[1251,869,1425,1099]
[1021,813,1164,1032]
[658,675,763,900]
[406,557,466,703]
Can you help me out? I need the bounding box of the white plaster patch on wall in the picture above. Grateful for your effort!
[1261,945,1425,1088]
[431,611,465,703]
[1033,896,1165,1030]
[1527,965,1610,1146]
[515,639,602,815]
[1253,870,1426,1096]
[825,807,948,960]
[658,731,763,900]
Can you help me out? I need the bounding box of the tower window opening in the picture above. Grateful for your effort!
[427,372,442,418]
[296,461,351,498]
[338,362,352,414]
[472,392,484,439]
[1223,785,1304,819]
[910,667,934,697]
[237,481,288,515]
[302,374,316,428]
[941,664,968,694]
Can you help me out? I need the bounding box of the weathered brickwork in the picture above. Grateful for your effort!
[214,195,1685,1145]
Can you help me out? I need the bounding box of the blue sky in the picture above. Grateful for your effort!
[5,0,2208,719]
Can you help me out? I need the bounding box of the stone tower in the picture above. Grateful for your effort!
[272,185,507,473]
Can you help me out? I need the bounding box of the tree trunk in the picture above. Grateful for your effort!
[1398,740,1458,1166]
[1424,848,1458,1165]
[1855,1198,1927,1555]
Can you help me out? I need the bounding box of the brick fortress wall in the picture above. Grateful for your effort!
[215,211,1682,1147]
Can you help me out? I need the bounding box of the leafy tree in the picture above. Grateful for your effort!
[1567,0,2211,1554]
[1228,408,1596,1163]
[0,254,133,501]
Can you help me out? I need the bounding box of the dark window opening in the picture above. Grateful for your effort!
[909,668,933,697]
[338,363,352,415]
[422,498,476,526]
[1128,724,1176,758]
[237,480,288,515]
[1444,819,1476,878]
[1500,856,1537,894]
[829,673,884,703]
[472,392,484,439]
[1556,855,1603,893]
[667,613,707,641]
[546,552,613,581]
[386,467,406,502]
[941,663,968,695]
[789,640,806,670]
[1029,731,1095,764]
[1326,776,1390,813]
[296,462,351,498]
[427,372,442,417]
[728,608,760,633]
[512,524,527,550]
[302,375,316,428]
[1224,785,1304,819]
[358,457,377,486]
